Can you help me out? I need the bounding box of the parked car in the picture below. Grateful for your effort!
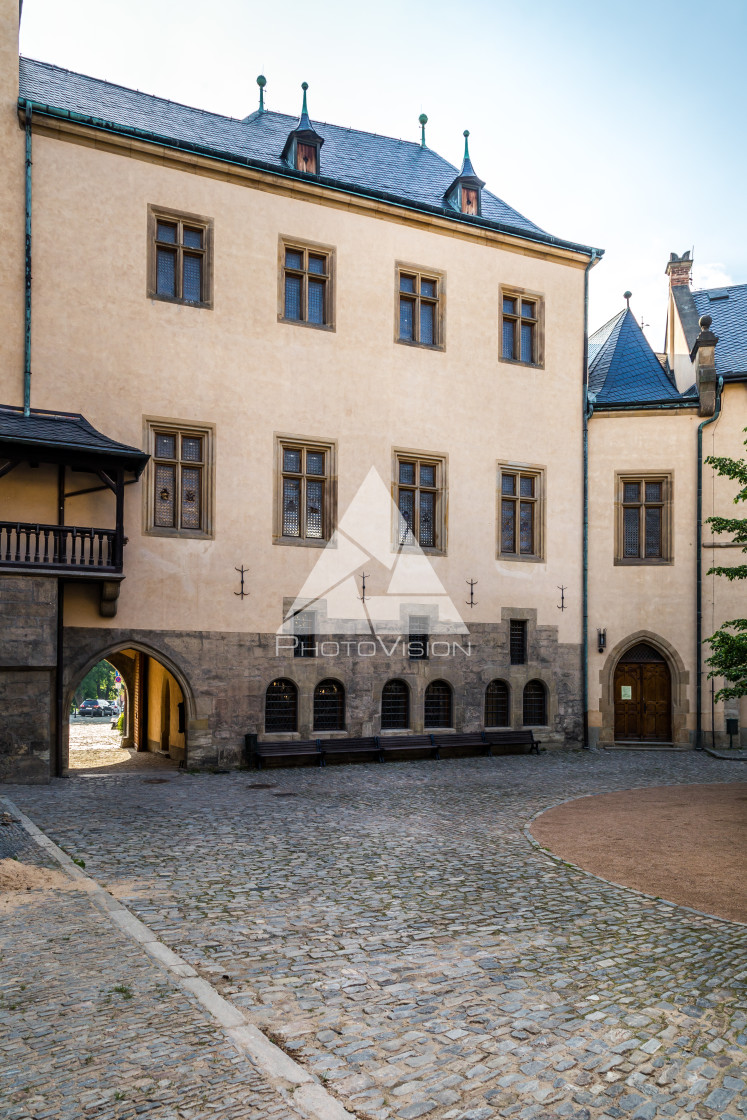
[79,699,111,717]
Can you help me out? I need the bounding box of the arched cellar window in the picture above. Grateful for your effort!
[523,680,547,726]
[265,678,298,733]
[381,679,410,730]
[313,679,345,731]
[424,680,453,728]
[485,680,510,727]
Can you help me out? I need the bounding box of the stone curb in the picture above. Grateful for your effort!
[521,788,747,929]
[1,795,357,1120]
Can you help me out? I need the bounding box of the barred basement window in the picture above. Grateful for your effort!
[279,238,335,330]
[313,679,345,731]
[265,678,298,733]
[616,473,672,564]
[148,206,213,308]
[395,452,446,552]
[485,680,510,727]
[510,620,527,665]
[145,420,213,538]
[500,287,544,366]
[381,680,410,730]
[424,679,452,728]
[396,264,444,350]
[523,680,547,726]
[276,438,335,545]
[499,465,543,560]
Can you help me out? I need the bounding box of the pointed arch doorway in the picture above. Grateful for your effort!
[614,642,672,742]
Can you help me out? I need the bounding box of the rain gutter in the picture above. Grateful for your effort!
[581,248,600,749]
[18,99,603,259]
[23,100,32,416]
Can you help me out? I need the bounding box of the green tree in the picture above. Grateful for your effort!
[74,660,118,706]
[705,427,747,702]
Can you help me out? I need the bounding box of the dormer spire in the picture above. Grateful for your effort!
[256,74,266,113]
[444,129,485,216]
[419,113,428,149]
[281,81,325,175]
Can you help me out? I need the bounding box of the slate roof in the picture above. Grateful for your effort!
[692,284,747,377]
[588,308,694,406]
[0,405,148,474]
[17,57,598,254]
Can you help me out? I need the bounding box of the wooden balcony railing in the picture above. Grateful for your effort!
[0,521,122,574]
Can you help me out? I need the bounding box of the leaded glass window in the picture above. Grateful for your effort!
[398,268,442,348]
[151,210,210,305]
[381,680,410,730]
[618,475,669,562]
[500,467,541,558]
[152,428,205,532]
[501,290,540,364]
[282,243,331,327]
[396,455,443,550]
[279,442,332,542]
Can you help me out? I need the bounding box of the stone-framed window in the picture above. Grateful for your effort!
[523,680,547,726]
[278,237,335,331]
[615,472,673,564]
[498,462,544,561]
[144,418,214,539]
[485,680,510,727]
[394,449,447,553]
[265,678,298,733]
[275,436,336,546]
[510,620,527,666]
[381,680,410,730]
[396,262,445,350]
[147,205,213,308]
[313,679,345,731]
[500,286,544,367]
[424,679,453,729]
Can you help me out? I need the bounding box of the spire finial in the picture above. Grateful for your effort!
[257,74,266,113]
[624,290,632,309]
[463,129,470,161]
[419,113,428,148]
[301,81,309,116]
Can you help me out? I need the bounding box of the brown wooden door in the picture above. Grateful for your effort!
[614,660,671,741]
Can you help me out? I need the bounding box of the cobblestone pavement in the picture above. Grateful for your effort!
[7,751,747,1120]
[0,818,306,1120]
[68,720,176,773]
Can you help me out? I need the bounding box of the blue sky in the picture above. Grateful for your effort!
[19,0,746,346]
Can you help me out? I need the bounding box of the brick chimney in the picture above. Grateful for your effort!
[665,250,692,287]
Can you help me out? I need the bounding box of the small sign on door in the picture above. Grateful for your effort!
[620,685,632,700]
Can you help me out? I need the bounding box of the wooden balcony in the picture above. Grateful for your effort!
[0,521,122,575]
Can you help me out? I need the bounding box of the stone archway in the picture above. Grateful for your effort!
[63,640,195,773]
[598,631,690,747]
[613,642,671,742]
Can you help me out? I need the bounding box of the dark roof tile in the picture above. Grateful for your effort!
[589,308,687,406]
[692,284,747,376]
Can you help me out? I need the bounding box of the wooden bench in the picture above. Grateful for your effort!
[376,734,440,761]
[430,731,493,757]
[318,736,381,765]
[482,729,540,755]
[246,735,323,769]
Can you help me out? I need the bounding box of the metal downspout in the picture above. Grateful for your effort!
[582,248,599,749]
[23,100,32,416]
[695,376,724,748]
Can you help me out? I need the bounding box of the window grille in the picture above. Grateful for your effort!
[396,455,443,550]
[510,620,527,665]
[381,680,410,730]
[424,680,452,728]
[523,680,547,726]
[485,680,510,727]
[408,615,430,660]
[313,679,345,731]
[293,612,316,658]
[620,477,666,560]
[280,443,331,541]
[265,678,298,733]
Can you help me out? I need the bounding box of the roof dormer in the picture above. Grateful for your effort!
[281,82,324,175]
[445,131,485,216]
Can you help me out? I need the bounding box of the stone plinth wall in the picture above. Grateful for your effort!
[0,576,58,783]
[63,620,582,770]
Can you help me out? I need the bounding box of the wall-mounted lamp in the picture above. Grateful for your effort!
[597,628,606,654]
